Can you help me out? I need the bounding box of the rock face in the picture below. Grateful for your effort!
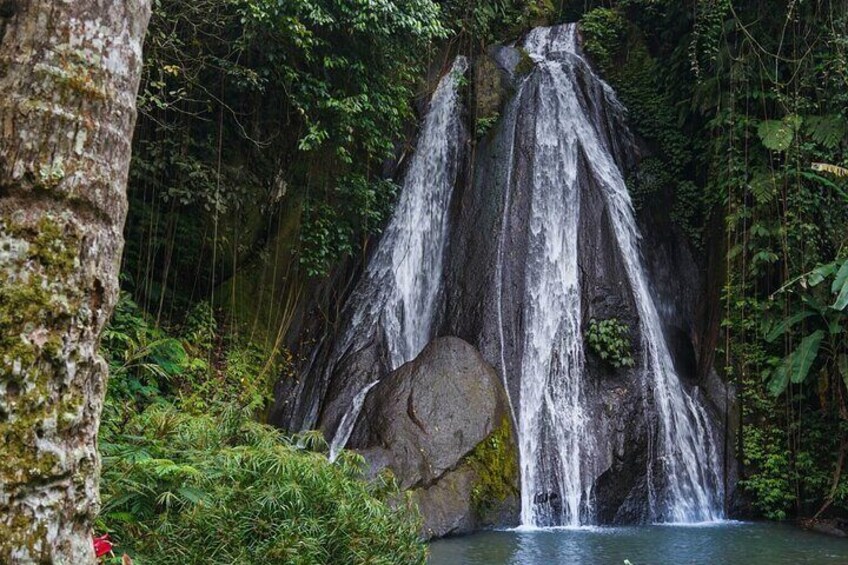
[348,337,519,538]
[474,51,510,124]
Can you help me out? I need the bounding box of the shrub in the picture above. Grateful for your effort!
[98,292,425,563]
[98,405,426,564]
[585,318,635,369]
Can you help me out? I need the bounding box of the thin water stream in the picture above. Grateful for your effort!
[325,57,468,454]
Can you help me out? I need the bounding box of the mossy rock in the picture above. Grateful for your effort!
[475,53,508,122]
[346,338,520,538]
[466,415,520,521]
[514,47,536,76]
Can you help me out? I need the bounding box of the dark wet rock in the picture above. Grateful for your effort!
[801,518,848,538]
[348,337,519,538]
[317,329,390,436]
[474,52,510,122]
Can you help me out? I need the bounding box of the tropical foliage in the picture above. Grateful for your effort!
[580,0,848,520]
[586,318,636,369]
[97,293,425,563]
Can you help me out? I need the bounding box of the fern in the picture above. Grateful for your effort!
[98,405,425,564]
[748,171,778,205]
[804,115,848,149]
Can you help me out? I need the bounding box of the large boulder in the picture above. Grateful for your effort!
[348,337,519,538]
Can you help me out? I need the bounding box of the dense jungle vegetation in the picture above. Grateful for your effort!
[99,0,848,560]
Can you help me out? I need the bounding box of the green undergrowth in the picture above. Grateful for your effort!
[97,292,426,564]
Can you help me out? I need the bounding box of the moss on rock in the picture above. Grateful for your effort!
[465,414,519,515]
[514,48,536,76]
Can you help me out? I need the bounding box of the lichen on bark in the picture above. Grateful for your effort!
[0,1,151,562]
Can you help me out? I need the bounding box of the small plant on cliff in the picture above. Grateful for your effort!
[475,113,500,138]
[586,318,635,369]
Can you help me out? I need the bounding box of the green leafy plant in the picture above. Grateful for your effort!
[580,8,627,70]
[98,290,423,563]
[98,405,425,564]
[762,256,848,397]
[586,318,635,369]
[475,113,501,138]
[757,114,803,152]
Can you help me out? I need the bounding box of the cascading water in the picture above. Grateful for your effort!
[491,25,597,527]
[323,57,468,452]
[493,24,723,526]
[328,380,380,462]
[295,24,728,526]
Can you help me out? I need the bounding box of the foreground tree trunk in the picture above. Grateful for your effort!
[0,1,150,562]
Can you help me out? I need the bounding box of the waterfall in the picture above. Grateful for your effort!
[493,24,596,527]
[303,24,726,525]
[492,25,723,526]
[328,380,380,462]
[323,57,468,452]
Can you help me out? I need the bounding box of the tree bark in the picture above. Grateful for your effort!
[0,1,150,562]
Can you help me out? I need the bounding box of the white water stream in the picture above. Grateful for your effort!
[495,25,723,526]
[326,57,468,458]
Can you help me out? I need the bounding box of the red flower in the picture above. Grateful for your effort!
[93,534,114,558]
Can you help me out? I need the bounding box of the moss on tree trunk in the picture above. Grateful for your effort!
[0,1,150,561]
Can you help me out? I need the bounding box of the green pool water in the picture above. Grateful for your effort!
[428,522,848,564]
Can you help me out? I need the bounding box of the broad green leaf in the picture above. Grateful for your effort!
[831,259,848,294]
[788,330,824,384]
[764,310,816,342]
[830,260,848,310]
[807,261,837,287]
[832,280,848,311]
[758,115,802,152]
[767,364,790,397]
[838,354,848,391]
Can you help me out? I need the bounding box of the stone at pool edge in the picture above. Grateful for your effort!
[346,336,520,539]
